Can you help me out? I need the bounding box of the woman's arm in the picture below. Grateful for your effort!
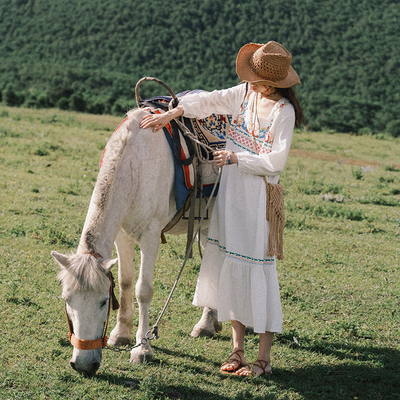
[140,84,246,132]
[181,84,246,119]
[237,109,295,176]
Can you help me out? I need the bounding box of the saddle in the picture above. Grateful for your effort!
[139,92,230,209]
[139,92,230,254]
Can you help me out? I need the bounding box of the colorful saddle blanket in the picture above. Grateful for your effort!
[142,91,230,210]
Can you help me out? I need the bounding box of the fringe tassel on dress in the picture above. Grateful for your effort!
[264,179,284,260]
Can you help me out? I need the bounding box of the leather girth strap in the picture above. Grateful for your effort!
[160,159,201,259]
[185,160,198,258]
[161,189,192,244]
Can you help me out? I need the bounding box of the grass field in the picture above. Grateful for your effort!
[0,106,399,399]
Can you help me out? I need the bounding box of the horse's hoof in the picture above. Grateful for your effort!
[190,326,215,338]
[190,312,222,337]
[108,335,131,347]
[130,348,153,364]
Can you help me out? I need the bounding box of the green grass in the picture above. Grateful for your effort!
[0,107,399,399]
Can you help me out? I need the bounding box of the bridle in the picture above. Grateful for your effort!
[65,254,120,350]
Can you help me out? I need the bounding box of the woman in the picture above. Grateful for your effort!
[141,41,303,376]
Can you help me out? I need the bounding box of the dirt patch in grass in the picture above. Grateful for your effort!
[290,148,400,169]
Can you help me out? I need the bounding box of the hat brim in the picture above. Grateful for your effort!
[236,43,301,88]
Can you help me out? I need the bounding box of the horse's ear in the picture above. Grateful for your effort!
[104,258,118,272]
[51,251,70,269]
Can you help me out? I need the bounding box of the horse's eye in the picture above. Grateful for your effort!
[100,299,108,308]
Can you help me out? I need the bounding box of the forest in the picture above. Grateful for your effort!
[1,0,400,135]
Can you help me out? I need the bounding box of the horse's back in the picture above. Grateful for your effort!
[106,109,177,239]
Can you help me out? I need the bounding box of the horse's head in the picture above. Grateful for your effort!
[52,251,118,376]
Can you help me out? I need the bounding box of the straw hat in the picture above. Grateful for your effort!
[236,41,300,88]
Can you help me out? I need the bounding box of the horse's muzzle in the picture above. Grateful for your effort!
[70,361,100,376]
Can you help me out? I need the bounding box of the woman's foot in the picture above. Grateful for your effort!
[235,359,272,377]
[219,349,247,373]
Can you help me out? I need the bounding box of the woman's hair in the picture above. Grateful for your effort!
[242,82,304,128]
[276,87,304,128]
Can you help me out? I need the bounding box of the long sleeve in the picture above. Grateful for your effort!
[236,105,295,178]
[180,84,247,120]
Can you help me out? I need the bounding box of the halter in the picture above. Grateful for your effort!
[64,254,119,350]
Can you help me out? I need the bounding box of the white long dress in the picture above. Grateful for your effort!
[180,83,295,333]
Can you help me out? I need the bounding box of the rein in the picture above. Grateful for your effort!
[105,166,222,353]
[65,261,119,351]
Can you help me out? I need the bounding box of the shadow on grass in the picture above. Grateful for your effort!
[152,339,400,399]
[152,344,223,370]
[272,361,400,399]
[59,339,400,399]
[92,371,235,400]
[273,336,400,400]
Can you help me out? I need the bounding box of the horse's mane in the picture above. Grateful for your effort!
[97,108,143,190]
[80,108,145,253]
[57,254,110,292]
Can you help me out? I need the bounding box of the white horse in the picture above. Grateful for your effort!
[52,107,221,375]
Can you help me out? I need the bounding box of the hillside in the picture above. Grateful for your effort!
[1,0,400,135]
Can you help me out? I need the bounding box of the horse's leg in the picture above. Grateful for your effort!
[130,222,160,364]
[109,230,136,346]
[190,229,222,338]
[191,307,222,338]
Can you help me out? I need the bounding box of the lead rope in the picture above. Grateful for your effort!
[106,166,222,352]
[147,167,220,339]
[106,78,221,352]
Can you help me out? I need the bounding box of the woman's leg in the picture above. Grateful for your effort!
[219,320,247,372]
[232,320,246,352]
[235,331,274,376]
[254,331,273,374]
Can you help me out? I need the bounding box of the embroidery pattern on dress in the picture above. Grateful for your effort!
[228,94,289,154]
[206,238,275,264]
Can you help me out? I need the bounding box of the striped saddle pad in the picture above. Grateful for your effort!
[142,91,231,210]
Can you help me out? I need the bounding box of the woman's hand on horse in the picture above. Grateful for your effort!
[140,105,184,132]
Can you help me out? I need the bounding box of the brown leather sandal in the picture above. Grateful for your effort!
[252,359,272,376]
[235,359,272,377]
[219,349,247,374]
